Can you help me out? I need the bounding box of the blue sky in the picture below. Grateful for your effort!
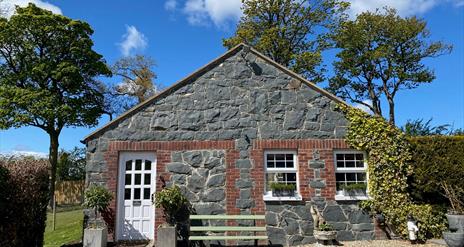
[0,0,463,156]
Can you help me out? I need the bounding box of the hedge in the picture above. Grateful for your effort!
[408,136,464,206]
[0,160,50,247]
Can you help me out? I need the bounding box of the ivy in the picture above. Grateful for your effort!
[340,105,446,241]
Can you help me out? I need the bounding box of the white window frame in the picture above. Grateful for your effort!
[263,150,302,201]
[334,150,369,201]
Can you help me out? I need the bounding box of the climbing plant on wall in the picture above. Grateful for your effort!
[339,105,446,241]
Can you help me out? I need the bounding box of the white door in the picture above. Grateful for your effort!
[117,152,156,240]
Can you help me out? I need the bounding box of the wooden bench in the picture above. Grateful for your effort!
[189,215,268,244]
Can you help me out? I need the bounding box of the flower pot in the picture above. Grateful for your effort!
[83,227,107,247]
[443,231,464,247]
[156,225,177,247]
[272,189,295,197]
[313,230,337,241]
[447,214,464,232]
[344,189,367,197]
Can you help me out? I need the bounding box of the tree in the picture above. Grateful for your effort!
[223,0,348,83]
[0,4,111,204]
[57,147,86,181]
[104,55,158,119]
[329,8,452,125]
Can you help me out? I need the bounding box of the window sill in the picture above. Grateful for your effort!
[335,194,370,201]
[263,194,303,202]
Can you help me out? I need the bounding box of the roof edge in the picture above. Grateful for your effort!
[82,43,347,143]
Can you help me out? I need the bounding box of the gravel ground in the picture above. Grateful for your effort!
[297,240,444,247]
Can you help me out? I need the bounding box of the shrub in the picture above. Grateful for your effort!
[0,159,50,247]
[408,136,464,213]
[340,105,446,241]
[154,186,190,226]
[270,183,297,191]
[83,185,113,227]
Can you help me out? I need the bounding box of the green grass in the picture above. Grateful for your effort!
[44,209,83,247]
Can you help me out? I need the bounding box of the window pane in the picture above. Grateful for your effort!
[134,188,140,200]
[135,174,141,185]
[267,154,274,161]
[145,160,151,170]
[276,161,285,168]
[125,174,131,185]
[124,188,131,200]
[275,154,285,161]
[286,154,293,160]
[285,161,294,168]
[144,188,151,200]
[346,173,356,181]
[144,174,151,185]
[336,161,345,168]
[357,173,366,181]
[345,154,355,160]
[135,160,142,170]
[336,182,345,190]
[125,161,132,171]
[266,160,275,168]
[345,161,355,168]
[355,154,364,160]
[286,173,297,182]
[336,154,344,161]
[355,161,364,168]
[336,173,345,182]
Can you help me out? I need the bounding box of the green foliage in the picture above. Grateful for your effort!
[0,4,111,203]
[83,185,113,226]
[270,182,296,191]
[154,186,190,225]
[318,223,334,231]
[341,105,446,241]
[408,136,464,213]
[340,183,367,191]
[57,147,86,181]
[330,8,452,125]
[402,118,451,136]
[0,159,50,247]
[223,0,348,83]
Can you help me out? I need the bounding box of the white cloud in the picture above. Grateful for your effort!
[118,25,148,57]
[354,99,374,114]
[347,0,463,17]
[0,0,62,18]
[165,0,177,11]
[183,0,242,27]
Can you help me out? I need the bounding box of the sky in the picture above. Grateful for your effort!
[0,0,463,156]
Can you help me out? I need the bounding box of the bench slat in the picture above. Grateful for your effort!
[190,215,265,220]
[190,226,266,232]
[189,235,268,241]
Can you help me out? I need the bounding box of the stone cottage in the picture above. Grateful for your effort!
[83,44,376,246]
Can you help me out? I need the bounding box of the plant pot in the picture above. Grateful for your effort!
[443,231,464,247]
[447,214,464,232]
[272,189,295,197]
[344,189,367,197]
[313,230,337,241]
[83,227,107,247]
[156,225,177,247]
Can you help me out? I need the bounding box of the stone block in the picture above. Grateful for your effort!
[351,223,374,232]
[309,160,325,169]
[349,210,372,224]
[323,205,347,222]
[206,174,225,187]
[156,226,177,247]
[337,230,355,241]
[167,162,192,174]
[267,227,286,246]
[235,159,252,169]
[309,179,326,189]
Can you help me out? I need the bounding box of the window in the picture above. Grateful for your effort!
[263,151,301,201]
[334,151,368,200]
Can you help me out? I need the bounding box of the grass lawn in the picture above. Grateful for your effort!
[44,209,83,247]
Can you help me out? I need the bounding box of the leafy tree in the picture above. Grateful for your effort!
[0,4,111,204]
[223,0,348,83]
[104,55,158,119]
[329,8,451,125]
[57,147,86,181]
[401,118,450,136]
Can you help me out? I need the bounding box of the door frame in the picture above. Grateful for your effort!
[116,152,157,241]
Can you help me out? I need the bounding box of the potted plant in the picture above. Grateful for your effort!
[270,182,296,197]
[340,183,367,197]
[314,223,337,243]
[442,182,464,247]
[82,185,113,247]
[153,185,190,247]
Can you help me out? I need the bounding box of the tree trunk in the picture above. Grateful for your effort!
[388,98,395,125]
[49,133,59,207]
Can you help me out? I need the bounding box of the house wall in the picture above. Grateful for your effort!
[85,48,375,245]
